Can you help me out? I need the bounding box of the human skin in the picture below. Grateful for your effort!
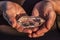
[0,0,60,38]
[3,0,26,5]
[27,0,57,38]
[28,0,60,38]
[0,1,30,33]
[47,0,60,15]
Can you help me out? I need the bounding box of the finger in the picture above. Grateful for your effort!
[17,27,24,32]
[23,28,32,34]
[32,33,37,38]
[32,32,44,38]
[16,23,21,29]
[16,25,24,32]
[10,18,16,28]
[28,33,32,38]
[34,28,48,38]
[36,29,46,35]
[32,28,47,38]
[32,27,38,32]
[36,33,44,37]
[32,8,39,17]
[12,22,16,28]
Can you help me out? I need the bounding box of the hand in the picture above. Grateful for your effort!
[5,1,32,33]
[8,1,56,38]
[27,2,56,38]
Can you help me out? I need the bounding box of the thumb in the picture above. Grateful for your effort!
[32,8,39,17]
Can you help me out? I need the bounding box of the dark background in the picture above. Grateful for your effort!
[0,0,60,40]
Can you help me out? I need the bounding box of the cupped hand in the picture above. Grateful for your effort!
[5,1,33,34]
[9,1,56,38]
[27,2,56,38]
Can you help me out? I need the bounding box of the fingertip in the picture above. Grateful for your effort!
[28,34,32,38]
[36,31,45,37]
[32,27,38,32]
[32,8,39,17]
[23,29,32,34]
[32,33,37,38]
[17,26,24,32]
[12,23,16,28]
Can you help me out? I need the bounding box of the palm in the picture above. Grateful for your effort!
[28,1,56,38]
